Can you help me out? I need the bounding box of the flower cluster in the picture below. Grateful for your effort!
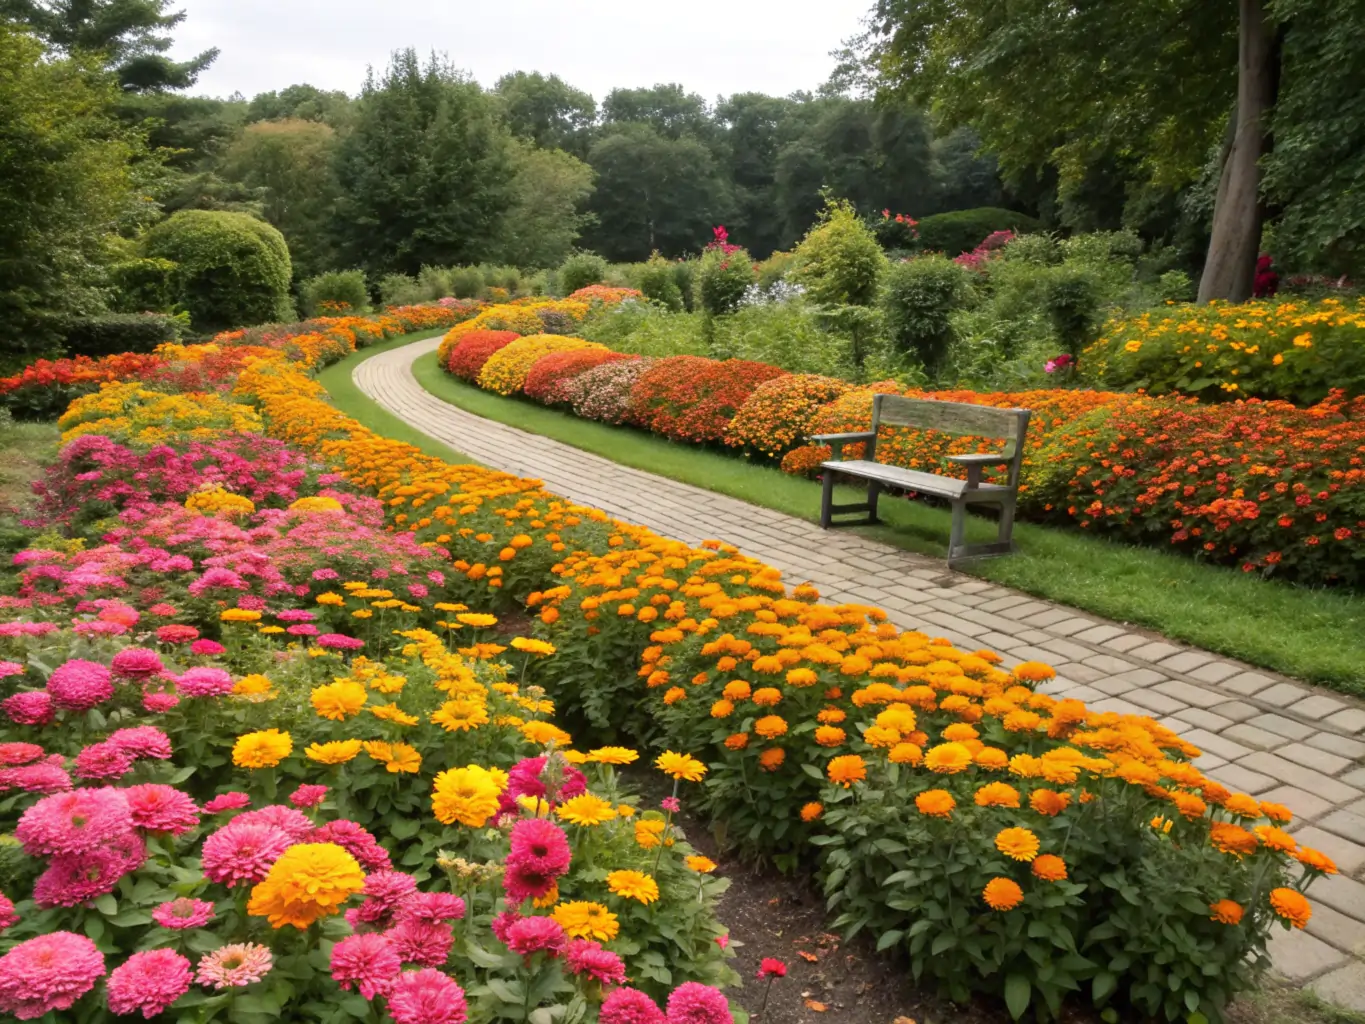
[630,356,789,444]
[441,329,522,381]
[523,349,634,405]
[724,373,852,458]
[477,336,606,396]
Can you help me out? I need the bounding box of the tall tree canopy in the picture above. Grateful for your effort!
[494,72,596,156]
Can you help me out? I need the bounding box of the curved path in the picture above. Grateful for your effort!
[356,336,1365,999]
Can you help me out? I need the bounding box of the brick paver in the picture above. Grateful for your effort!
[356,337,1365,1001]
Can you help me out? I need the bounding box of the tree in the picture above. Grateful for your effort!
[0,24,143,364]
[245,84,354,129]
[494,72,596,157]
[930,127,1003,212]
[0,0,217,91]
[330,49,514,277]
[601,84,714,142]
[218,119,342,279]
[494,142,595,268]
[715,92,801,257]
[582,123,733,261]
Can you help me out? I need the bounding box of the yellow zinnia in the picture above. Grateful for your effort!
[655,750,707,782]
[246,842,365,929]
[431,765,502,827]
[311,680,366,721]
[552,901,619,942]
[554,794,617,827]
[232,729,292,769]
[606,870,660,905]
[305,739,362,765]
[587,747,639,765]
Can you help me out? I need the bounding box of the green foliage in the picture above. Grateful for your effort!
[755,250,797,289]
[882,256,975,373]
[695,246,757,318]
[245,83,354,129]
[0,25,142,366]
[558,251,608,294]
[579,304,709,358]
[711,302,858,377]
[60,312,182,356]
[447,267,484,299]
[1042,266,1104,357]
[107,257,179,313]
[298,270,370,316]
[494,141,595,268]
[915,207,1044,257]
[493,71,597,156]
[377,273,424,307]
[637,253,685,311]
[1158,269,1195,303]
[142,209,294,330]
[790,198,887,307]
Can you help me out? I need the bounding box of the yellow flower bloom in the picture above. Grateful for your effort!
[369,703,419,726]
[685,855,717,873]
[432,765,503,827]
[995,827,1041,862]
[924,742,973,774]
[246,842,365,929]
[305,739,362,765]
[232,729,292,769]
[655,750,707,782]
[510,637,556,656]
[552,901,619,942]
[232,674,273,696]
[220,608,262,623]
[311,680,367,720]
[606,869,659,904]
[554,794,617,827]
[634,819,666,849]
[521,721,572,746]
[456,613,498,628]
[431,699,490,732]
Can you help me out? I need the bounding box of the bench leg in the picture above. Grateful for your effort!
[820,470,835,529]
[947,499,967,563]
[866,480,881,525]
[948,499,1018,566]
[996,498,1017,550]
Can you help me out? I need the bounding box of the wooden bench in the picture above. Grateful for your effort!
[812,394,1031,565]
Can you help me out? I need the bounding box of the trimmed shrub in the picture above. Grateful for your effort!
[378,272,424,307]
[1042,266,1104,358]
[443,330,521,381]
[882,256,975,374]
[107,257,179,313]
[299,269,370,316]
[631,355,788,444]
[523,349,633,405]
[558,251,607,294]
[917,207,1044,258]
[60,312,182,359]
[477,334,603,395]
[725,374,852,459]
[695,246,757,318]
[637,253,684,311]
[141,210,294,330]
[790,198,887,308]
[565,356,653,424]
[449,266,485,299]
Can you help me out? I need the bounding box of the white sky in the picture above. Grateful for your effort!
[173,0,873,102]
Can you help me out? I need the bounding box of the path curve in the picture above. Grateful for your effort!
[355,336,1365,994]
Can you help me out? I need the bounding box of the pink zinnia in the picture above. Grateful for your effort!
[0,742,44,767]
[665,983,732,1024]
[0,931,105,1020]
[142,691,180,713]
[384,968,467,1024]
[401,892,466,924]
[190,639,226,656]
[2,691,52,726]
[565,939,626,986]
[330,933,401,1000]
[152,897,214,930]
[200,821,292,886]
[355,870,417,925]
[317,634,364,650]
[600,987,666,1024]
[288,784,328,809]
[124,784,200,835]
[203,792,251,813]
[156,624,198,644]
[500,756,586,815]
[661,796,681,813]
[384,918,454,967]
[286,624,319,637]
[105,948,192,1018]
[195,943,272,990]
[275,609,315,623]
[507,818,572,877]
[0,894,18,931]
[503,916,566,959]
[46,659,113,710]
[33,833,145,908]
[490,910,522,944]
[147,603,178,617]
[0,661,24,679]
[108,725,172,760]
[234,804,313,839]
[176,667,233,697]
[15,787,131,855]
[756,957,786,979]
[74,741,135,781]
[0,757,71,793]
[309,820,392,871]
[110,647,164,680]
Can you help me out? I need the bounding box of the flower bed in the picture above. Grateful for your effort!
[724,373,853,459]
[0,307,1335,1023]
[630,356,789,445]
[524,350,634,405]
[478,336,606,396]
[442,330,522,382]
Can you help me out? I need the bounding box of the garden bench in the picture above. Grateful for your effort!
[812,394,1031,565]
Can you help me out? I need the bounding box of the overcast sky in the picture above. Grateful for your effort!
[172,0,873,102]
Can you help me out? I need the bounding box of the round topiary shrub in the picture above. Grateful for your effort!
[916,207,1044,258]
[443,330,521,381]
[725,373,852,459]
[477,335,603,396]
[557,252,607,295]
[523,349,633,405]
[631,355,788,445]
[299,269,370,317]
[565,357,653,425]
[141,210,294,331]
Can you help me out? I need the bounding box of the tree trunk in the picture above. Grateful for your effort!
[1197,0,1277,303]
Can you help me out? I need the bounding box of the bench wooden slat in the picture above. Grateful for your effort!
[875,395,1025,440]
[821,460,1012,498]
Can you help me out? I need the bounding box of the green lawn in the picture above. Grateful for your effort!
[328,335,1365,695]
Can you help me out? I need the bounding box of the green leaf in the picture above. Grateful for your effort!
[390,817,420,839]
[487,978,522,1003]
[94,894,118,916]
[1004,975,1031,1021]
[875,929,904,951]
[1093,971,1117,1003]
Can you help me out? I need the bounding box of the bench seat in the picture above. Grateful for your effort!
[819,460,1010,500]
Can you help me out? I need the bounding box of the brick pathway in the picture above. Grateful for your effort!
[357,336,1365,1002]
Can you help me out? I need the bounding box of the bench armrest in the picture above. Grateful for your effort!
[946,453,1009,466]
[811,431,875,444]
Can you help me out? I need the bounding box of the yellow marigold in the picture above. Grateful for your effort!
[982,877,1024,911]
[1209,899,1243,925]
[607,870,659,905]
[1032,854,1067,882]
[656,750,707,782]
[722,680,751,701]
[588,747,639,765]
[995,827,1041,862]
[875,706,917,733]
[1254,825,1297,853]
[826,754,867,788]
[232,729,292,769]
[381,743,421,773]
[246,842,365,929]
[552,901,619,942]
[510,637,556,656]
[786,668,818,687]
[814,726,845,747]
[975,747,1009,770]
[522,721,573,746]
[305,739,362,765]
[369,703,418,726]
[1222,793,1262,818]
[431,699,490,732]
[924,742,973,774]
[862,725,900,749]
[289,495,344,514]
[432,765,503,827]
[1269,888,1311,929]
[686,855,718,873]
[315,592,346,607]
[800,802,823,822]
[663,686,687,705]
[456,613,498,628]
[634,819,666,849]
[754,715,788,739]
[941,722,979,742]
[555,794,617,827]
[888,742,923,765]
[710,700,734,719]
[915,789,955,818]
[758,748,785,771]
[752,687,782,707]
[220,608,262,623]
[311,680,367,721]
[233,674,273,696]
[974,782,1021,808]
[1012,661,1056,683]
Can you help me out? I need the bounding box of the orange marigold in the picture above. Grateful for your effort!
[754,715,788,739]
[974,782,1021,808]
[1254,825,1297,853]
[826,755,867,788]
[1209,899,1243,925]
[1269,888,1311,929]
[800,802,824,822]
[1294,846,1338,875]
[758,748,785,771]
[724,732,749,750]
[1029,789,1071,816]
[924,742,973,774]
[1012,662,1056,683]
[982,877,1024,911]
[1209,822,1259,857]
[914,789,955,818]
[814,726,846,747]
[888,742,923,765]
[995,827,1041,862]
[1031,854,1068,882]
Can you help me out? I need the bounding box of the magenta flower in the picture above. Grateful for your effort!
[309,820,392,871]
[195,943,272,990]
[176,667,233,697]
[108,725,172,761]
[200,821,292,887]
[317,633,364,650]
[234,804,313,839]
[2,691,52,726]
[384,968,467,1024]
[0,894,18,932]
[110,647,164,680]
[15,787,131,855]
[402,892,466,924]
[384,918,454,967]
[156,624,198,644]
[0,757,71,793]
[503,915,566,959]
[0,661,25,679]
[74,741,135,781]
[289,783,328,809]
[0,932,105,1020]
[190,639,227,656]
[152,897,215,930]
[355,870,417,925]
[286,624,319,637]
[565,939,627,986]
[46,659,113,711]
[660,796,681,813]
[330,933,401,1000]
[142,691,180,713]
[203,792,251,813]
[0,742,43,767]
[124,784,200,835]
[33,833,145,908]
[600,987,665,1024]
[105,948,192,1017]
[666,982,733,1024]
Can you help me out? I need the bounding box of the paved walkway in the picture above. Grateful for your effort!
[357,337,1365,1003]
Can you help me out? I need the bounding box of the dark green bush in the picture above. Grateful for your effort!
[558,251,608,294]
[449,266,485,299]
[790,198,887,307]
[141,210,294,331]
[696,246,757,318]
[882,256,975,375]
[108,257,179,313]
[671,260,697,312]
[298,269,370,316]
[917,207,1044,257]
[378,273,422,306]
[1042,266,1104,357]
[60,312,182,358]
[637,253,684,311]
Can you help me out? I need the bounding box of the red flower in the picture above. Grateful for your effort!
[757,958,787,979]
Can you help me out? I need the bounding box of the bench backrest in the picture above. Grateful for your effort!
[871,394,1031,487]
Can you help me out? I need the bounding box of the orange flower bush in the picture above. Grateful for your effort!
[442,330,522,381]
[567,285,644,304]
[1084,297,1365,405]
[725,373,852,459]
[523,349,634,405]
[630,356,788,444]
[477,335,604,396]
